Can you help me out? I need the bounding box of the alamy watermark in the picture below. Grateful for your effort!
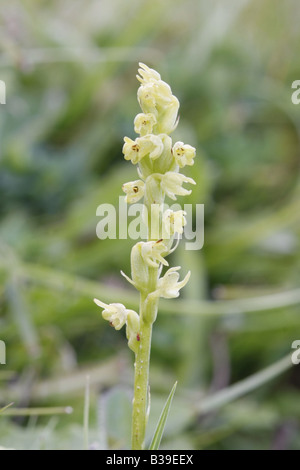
[0,80,6,104]
[0,340,6,365]
[291,80,300,105]
[96,198,204,250]
[291,340,300,365]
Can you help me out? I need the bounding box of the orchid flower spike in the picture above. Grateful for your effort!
[95,63,197,451]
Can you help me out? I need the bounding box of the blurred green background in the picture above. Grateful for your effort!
[0,0,300,450]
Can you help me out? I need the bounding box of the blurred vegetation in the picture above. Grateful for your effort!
[0,0,300,450]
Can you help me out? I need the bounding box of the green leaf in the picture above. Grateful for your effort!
[149,382,177,450]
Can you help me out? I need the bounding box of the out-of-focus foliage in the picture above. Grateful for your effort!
[0,0,299,450]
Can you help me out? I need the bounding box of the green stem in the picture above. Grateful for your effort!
[131,312,152,449]
[132,268,158,450]
[131,187,162,450]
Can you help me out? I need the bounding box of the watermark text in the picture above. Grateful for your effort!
[291,340,300,365]
[0,340,6,365]
[96,198,204,251]
[0,80,6,104]
[291,80,300,105]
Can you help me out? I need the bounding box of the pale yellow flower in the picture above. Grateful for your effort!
[134,113,157,136]
[162,209,187,237]
[157,267,191,298]
[93,300,128,330]
[123,135,164,164]
[160,172,196,200]
[122,137,141,164]
[141,240,169,268]
[172,141,196,168]
[122,180,145,204]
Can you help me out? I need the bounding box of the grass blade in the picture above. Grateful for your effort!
[0,406,73,416]
[0,403,14,414]
[197,354,292,414]
[149,382,177,450]
[83,376,90,450]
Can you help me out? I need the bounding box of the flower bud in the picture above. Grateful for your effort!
[143,174,163,207]
[137,63,179,135]
[137,63,161,84]
[130,242,150,292]
[134,113,157,136]
[144,292,159,323]
[126,310,140,354]
[152,134,176,175]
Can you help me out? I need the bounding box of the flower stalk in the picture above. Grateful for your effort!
[94,63,196,450]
